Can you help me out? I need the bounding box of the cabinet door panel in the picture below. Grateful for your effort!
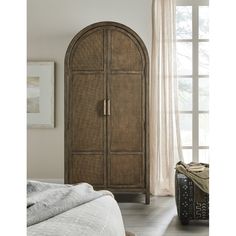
[109,74,143,152]
[109,154,144,187]
[70,154,105,186]
[71,73,105,152]
[111,30,142,71]
[71,30,104,71]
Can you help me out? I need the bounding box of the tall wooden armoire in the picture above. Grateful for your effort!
[65,22,149,204]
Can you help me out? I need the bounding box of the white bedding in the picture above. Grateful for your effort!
[27,181,125,236]
[28,196,125,236]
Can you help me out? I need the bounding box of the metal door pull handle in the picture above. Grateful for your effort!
[103,99,106,115]
[107,99,111,116]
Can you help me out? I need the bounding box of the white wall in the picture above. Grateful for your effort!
[27,0,152,180]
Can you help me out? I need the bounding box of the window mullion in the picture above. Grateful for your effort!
[176,0,209,6]
[192,3,199,162]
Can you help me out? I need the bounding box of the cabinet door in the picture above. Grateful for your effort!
[66,29,107,187]
[107,29,145,188]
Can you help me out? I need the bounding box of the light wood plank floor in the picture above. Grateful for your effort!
[115,194,209,236]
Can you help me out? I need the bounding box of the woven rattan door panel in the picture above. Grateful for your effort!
[71,155,105,186]
[109,74,143,152]
[110,30,142,71]
[71,74,105,151]
[109,154,144,187]
[71,29,104,71]
[65,22,150,203]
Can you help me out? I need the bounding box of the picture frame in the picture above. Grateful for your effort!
[27,61,55,128]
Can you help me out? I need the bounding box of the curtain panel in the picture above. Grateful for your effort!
[150,0,183,196]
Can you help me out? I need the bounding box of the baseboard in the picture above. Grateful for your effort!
[28,178,64,184]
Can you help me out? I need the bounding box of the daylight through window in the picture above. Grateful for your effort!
[176,0,209,163]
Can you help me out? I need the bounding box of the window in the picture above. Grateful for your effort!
[176,0,209,163]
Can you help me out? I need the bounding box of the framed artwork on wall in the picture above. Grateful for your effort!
[27,61,55,128]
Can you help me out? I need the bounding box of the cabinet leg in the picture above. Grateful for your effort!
[145,192,150,204]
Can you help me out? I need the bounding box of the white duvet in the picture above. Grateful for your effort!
[27,181,125,236]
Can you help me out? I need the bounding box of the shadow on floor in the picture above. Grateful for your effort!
[115,193,146,204]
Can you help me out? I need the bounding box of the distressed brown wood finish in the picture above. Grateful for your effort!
[65,22,150,204]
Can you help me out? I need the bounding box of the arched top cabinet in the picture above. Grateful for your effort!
[65,22,150,204]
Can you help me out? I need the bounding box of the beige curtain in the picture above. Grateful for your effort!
[150,0,183,196]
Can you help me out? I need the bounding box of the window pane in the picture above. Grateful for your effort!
[182,149,192,164]
[199,42,209,75]
[199,6,209,39]
[180,114,192,146]
[199,113,209,146]
[176,6,192,39]
[178,77,192,111]
[177,42,192,75]
[199,149,209,163]
[199,78,209,111]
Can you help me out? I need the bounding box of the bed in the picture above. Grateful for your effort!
[27,181,126,236]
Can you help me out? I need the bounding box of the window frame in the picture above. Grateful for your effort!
[176,0,209,162]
